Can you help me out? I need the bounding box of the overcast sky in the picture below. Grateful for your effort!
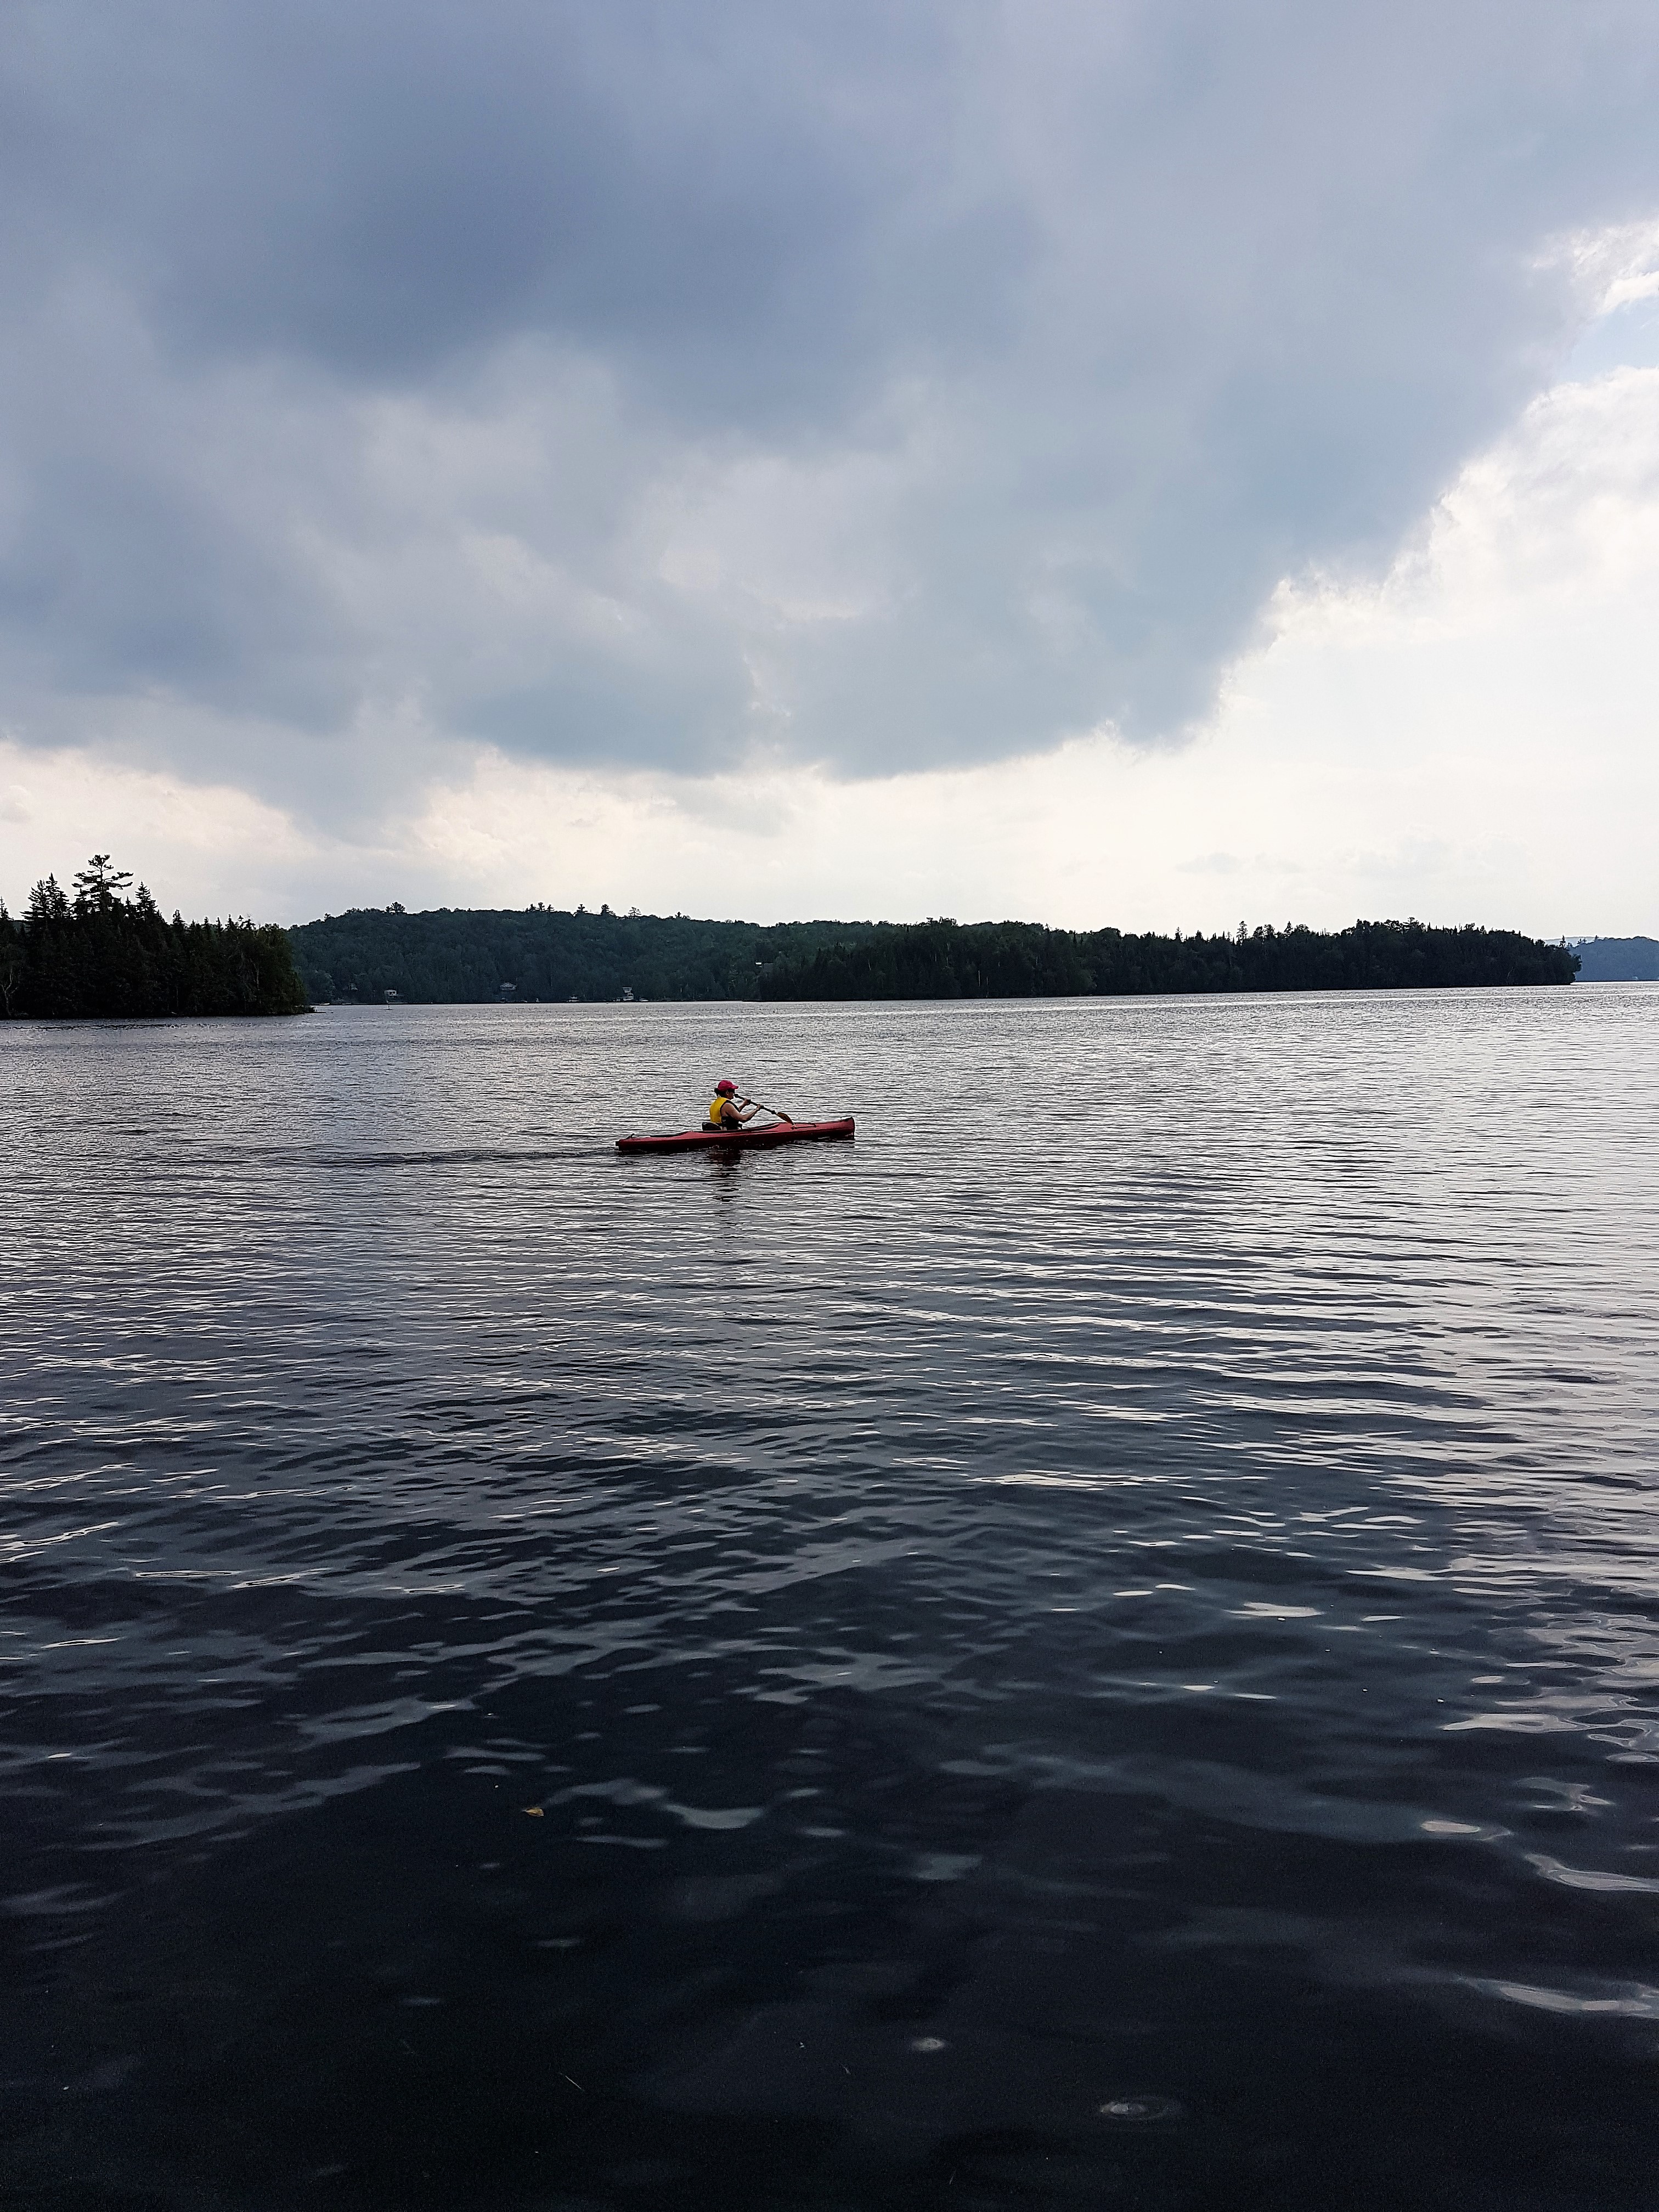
[1,0,1656,932]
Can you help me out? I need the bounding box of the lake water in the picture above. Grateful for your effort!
[4,988,1658,2211]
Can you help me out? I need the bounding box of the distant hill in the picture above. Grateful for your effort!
[286,905,1579,1005]
[1567,937,1659,981]
[285,905,879,1004]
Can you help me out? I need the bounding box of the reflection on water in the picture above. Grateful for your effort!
[3,988,1658,2209]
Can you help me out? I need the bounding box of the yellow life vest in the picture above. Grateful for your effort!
[708,1094,738,1127]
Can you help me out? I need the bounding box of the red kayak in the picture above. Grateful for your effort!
[616,1116,855,1155]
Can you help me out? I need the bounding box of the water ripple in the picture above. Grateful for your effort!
[3,989,1658,2208]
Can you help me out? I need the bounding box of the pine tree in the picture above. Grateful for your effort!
[2,857,310,1018]
[71,854,135,912]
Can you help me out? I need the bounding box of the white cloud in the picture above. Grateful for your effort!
[0,746,334,918]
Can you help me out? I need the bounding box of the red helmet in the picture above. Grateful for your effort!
[714,1079,737,1094]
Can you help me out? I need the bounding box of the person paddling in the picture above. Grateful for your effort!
[706,1079,759,1132]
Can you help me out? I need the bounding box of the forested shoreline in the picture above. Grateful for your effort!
[286,905,880,1005]
[763,916,1580,998]
[0,858,309,1019]
[285,902,1577,1003]
[1,870,1583,1018]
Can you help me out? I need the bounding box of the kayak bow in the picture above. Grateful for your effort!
[616,1116,855,1155]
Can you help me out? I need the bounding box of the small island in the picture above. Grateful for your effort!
[0,856,309,1019]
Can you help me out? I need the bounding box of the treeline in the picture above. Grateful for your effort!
[286,904,1579,1003]
[3,874,1583,1018]
[286,904,879,1004]
[760,917,1580,998]
[1,857,309,1019]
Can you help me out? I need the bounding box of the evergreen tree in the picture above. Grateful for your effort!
[0,900,22,1018]
[72,854,134,912]
[1,857,311,1019]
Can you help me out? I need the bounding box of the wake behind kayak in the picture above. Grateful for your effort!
[616,1117,855,1155]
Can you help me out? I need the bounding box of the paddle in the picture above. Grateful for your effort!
[737,1093,793,1125]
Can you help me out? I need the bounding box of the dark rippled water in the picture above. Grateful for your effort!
[4,989,1659,2211]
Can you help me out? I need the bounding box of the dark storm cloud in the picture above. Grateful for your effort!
[2,0,1657,802]
[3,3,957,396]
